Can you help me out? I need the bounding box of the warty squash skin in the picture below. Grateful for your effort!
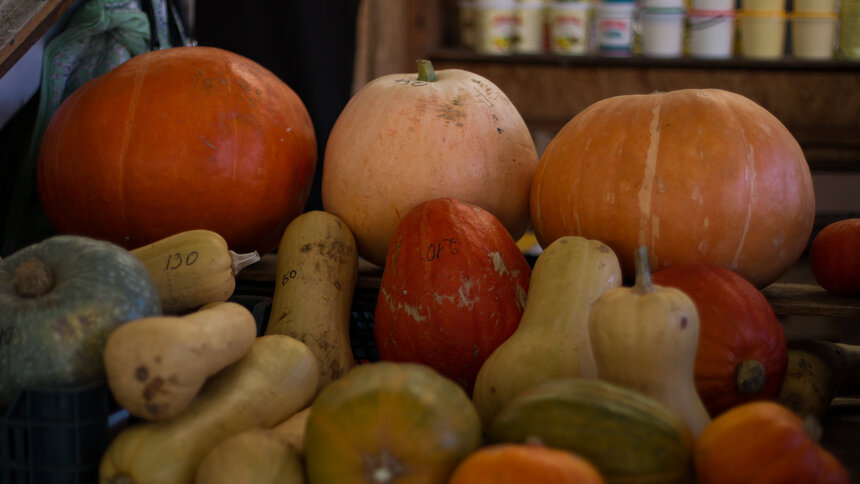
[0,235,161,413]
[103,301,258,420]
[303,362,483,484]
[487,378,694,484]
[589,248,711,437]
[530,88,815,288]
[195,428,305,484]
[37,46,317,255]
[130,229,260,314]
[472,235,622,428]
[99,335,319,484]
[322,60,539,266]
[265,210,358,390]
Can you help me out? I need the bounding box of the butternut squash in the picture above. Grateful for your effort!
[99,335,319,484]
[195,429,305,484]
[103,301,257,420]
[272,406,312,457]
[265,210,358,390]
[131,229,260,314]
[589,247,711,437]
[472,235,622,427]
[778,340,860,424]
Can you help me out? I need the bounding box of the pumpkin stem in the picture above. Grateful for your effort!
[12,259,55,298]
[632,246,656,294]
[736,359,767,394]
[229,250,261,276]
[416,59,437,82]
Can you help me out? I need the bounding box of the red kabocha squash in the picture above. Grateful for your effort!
[530,88,815,288]
[809,218,860,296]
[448,442,606,484]
[695,401,850,484]
[373,198,530,393]
[321,60,539,266]
[651,265,788,417]
[37,46,317,255]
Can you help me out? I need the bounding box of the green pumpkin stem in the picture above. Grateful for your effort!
[12,259,55,298]
[416,59,437,82]
[632,246,656,294]
[229,250,261,276]
[736,360,767,394]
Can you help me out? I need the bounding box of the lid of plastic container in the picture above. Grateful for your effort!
[736,9,788,16]
[688,8,737,16]
[549,0,592,8]
[640,0,685,8]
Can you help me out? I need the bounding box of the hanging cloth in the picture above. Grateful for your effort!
[2,0,188,254]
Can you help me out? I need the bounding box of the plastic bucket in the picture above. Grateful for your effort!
[791,13,837,59]
[737,11,787,59]
[640,8,687,57]
[688,10,736,58]
[458,1,479,49]
[793,0,837,12]
[515,2,546,53]
[474,1,518,54]
[595,2,638,54]
[691,0,735,11]
[741,0,786,11]
[547,2,593,54]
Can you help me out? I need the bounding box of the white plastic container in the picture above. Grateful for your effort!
[474,1,519,54]
[791,12,837,59]
[515,2,547,53]
[691,0,735,12]
[741,0,786,11]
[547,2,593,54]
[737,10,787,59]
[595,1,638,55]
[688,10,736,58]
[640,7,687,57]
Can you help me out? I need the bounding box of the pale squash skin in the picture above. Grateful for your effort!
[103,301,258,420]
[272,406,312,457]
[472,235,622,428]
[130,229,260,314]
[304,362,483,484]
[487,378,694,484]
[264,210,358,390]
[321,60,539,266]
[589,248,711,438]
[195,429,305,484]
[99,335,319,484]
[0,235,161,413]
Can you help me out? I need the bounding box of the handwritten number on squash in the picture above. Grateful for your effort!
[281,270,298,286]
[164,251,200,271]
[393,78,428,87]
[426,238,459,261]
[0,327,13,347]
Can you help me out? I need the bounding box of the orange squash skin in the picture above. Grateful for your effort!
[694,401,850,484]
[449,443,606,484]
[530,89,815,288]
[373,198,530,393]
[809,218,860,296]
[651,264,787,417]
[37,46,317,255]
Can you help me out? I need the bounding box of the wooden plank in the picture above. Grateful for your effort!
[763,283,860,318]
[0,0,78,78]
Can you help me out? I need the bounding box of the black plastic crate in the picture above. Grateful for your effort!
[0,382,120,484]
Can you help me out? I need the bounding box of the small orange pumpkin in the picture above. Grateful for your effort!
[694,401,850,484]
[530,89,815,288]
[809,218,860,296]
[449,442,606,484]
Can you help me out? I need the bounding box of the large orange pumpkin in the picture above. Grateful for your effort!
[448,442,606,484]
[530,89,815,288]
[321,60,539,266]
[373,198,530,393]
[651,264,788,417]
[37,46,317,255]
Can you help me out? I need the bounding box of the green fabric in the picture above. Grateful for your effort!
[3,0,185,254]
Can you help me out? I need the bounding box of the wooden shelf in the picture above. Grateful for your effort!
[0,0,79,78]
